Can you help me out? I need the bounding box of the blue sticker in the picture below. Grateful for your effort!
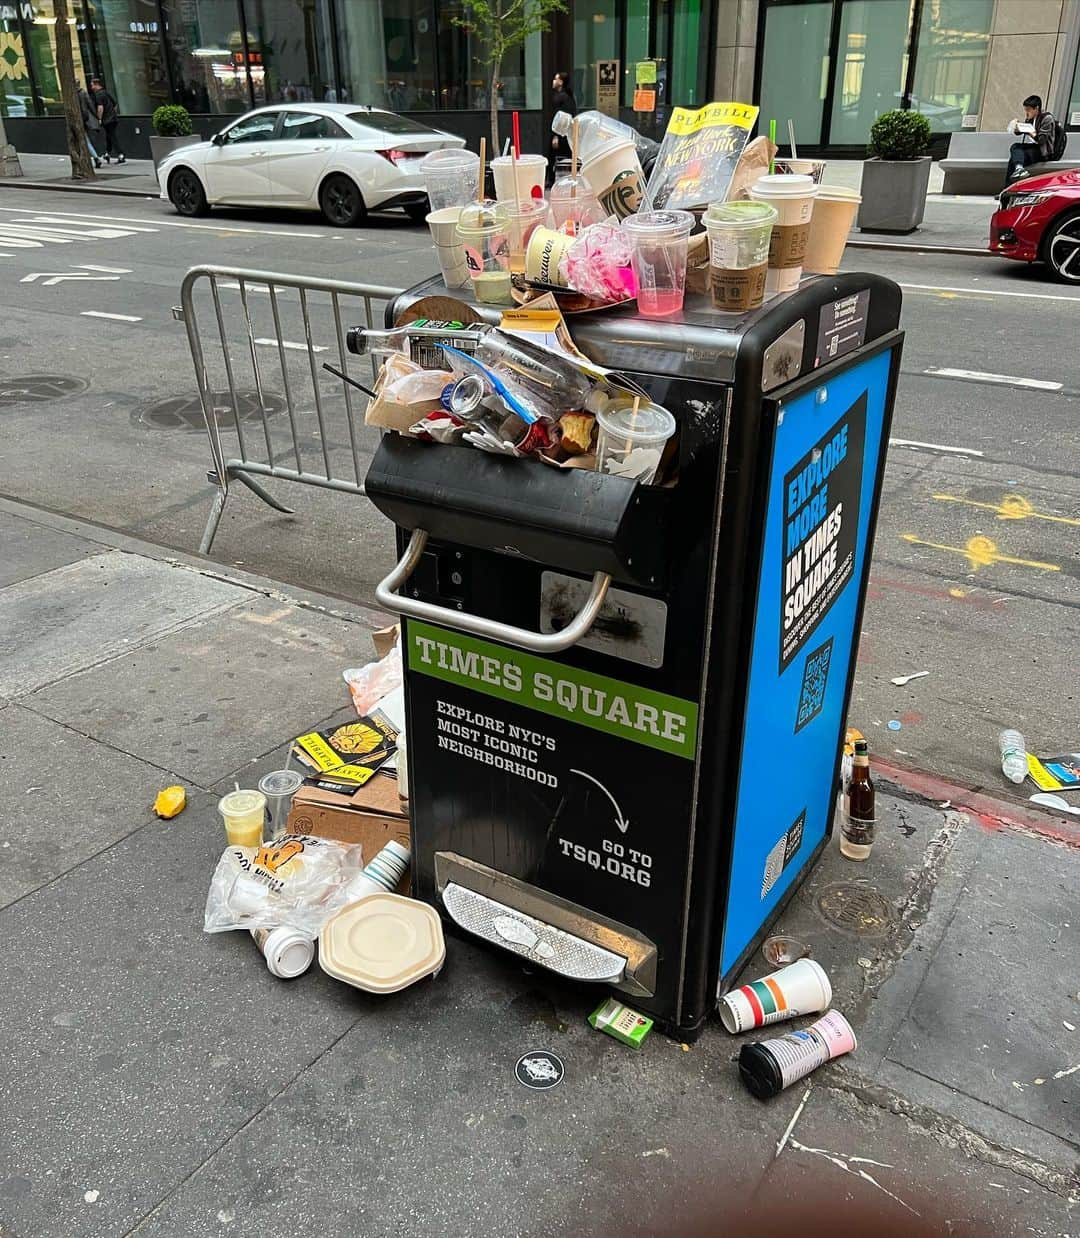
[795,637,834,733]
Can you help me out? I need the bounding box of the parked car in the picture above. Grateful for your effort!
[990,169,1080,284]
[157,102,465,225]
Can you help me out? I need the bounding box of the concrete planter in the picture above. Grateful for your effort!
[150,133,201,173]
[857,156,931,234]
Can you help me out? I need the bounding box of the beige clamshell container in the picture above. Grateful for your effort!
[319,893,446,994]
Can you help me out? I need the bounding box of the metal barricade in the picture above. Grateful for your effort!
[174,265,404,553]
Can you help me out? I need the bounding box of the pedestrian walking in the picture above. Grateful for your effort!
[548,70,576,183]
[78,82,103,168]
[90,76,126,164]
[1004,93,1056,184]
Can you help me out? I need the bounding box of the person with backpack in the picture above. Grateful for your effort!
[77,81,103,168]
[90,76,126,164]
[1005,93,1065,184]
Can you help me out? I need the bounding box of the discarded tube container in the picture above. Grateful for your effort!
[738,1009,857,1099]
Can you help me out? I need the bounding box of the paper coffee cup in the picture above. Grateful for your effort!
[491,154,546,203]
[525,226,574,288]
[750,173,818,295]
[581,139,644,221]
[426,205,463,245]
[803,185,861,275]
[435,242,470,289]
[719,957,832,1033]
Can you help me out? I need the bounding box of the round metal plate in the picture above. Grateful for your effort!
[815,882,895,936]
[134,390,286,432]
[515,1050,564,1090]
[0,375,89,406]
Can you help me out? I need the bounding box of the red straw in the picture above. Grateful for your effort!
[512,111,521,162]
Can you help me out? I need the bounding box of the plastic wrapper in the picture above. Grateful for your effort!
[560,222,637,302]
[408,409,466,443]
[344,643,403,715]
[384,368,453,405]
[203,834,365,936]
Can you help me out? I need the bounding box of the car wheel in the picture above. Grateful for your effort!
[404,201,429,225]
[320,174,366,227]
[1043,209,1080,284]
[168,168,209,217]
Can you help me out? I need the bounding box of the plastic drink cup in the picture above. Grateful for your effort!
[704,200,778,313]
[218,789,266,848]
[548,173,606,232]
[491,154,547,204]
[803,185,862,275]
[426,206,470,288]
[420,148,480,212]
[773,157,827,183]
[525,225,576,288]
[596,399,676,483]
[581,139,645,220]
[258,769,304,839]
[718,958,832,1033]
[749,173,819,296]
[456,199,512,305]
[738,1010,857,1099]
[504,198,550,274]
[622,209,695,317]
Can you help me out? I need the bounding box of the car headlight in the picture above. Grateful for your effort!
[1001,191,1053,208]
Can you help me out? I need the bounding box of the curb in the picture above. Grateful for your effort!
[847,238,992,257]
[0,178,158,199]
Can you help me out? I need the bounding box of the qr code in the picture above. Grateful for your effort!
[795,637,834,733]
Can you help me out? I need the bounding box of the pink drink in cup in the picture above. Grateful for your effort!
[622,210,695,317]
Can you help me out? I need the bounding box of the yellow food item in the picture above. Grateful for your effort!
[153,785,187,819]
[559,412,596,456]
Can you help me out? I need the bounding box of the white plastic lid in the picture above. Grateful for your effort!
[491,153,547,167]
[265,927,314,979]
[621,209,695,240]
[814,184,862,203]
[750,173,818,199]
[420,148,479,171]
[319,893,445,994]
[596,401,676,445]
[218,789,265,818]
[258,769,304,797]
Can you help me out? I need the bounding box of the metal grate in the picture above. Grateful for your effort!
[816,883,895,935]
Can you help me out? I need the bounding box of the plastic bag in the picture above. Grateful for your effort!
[343,642,403,715]
[204,833,365,937]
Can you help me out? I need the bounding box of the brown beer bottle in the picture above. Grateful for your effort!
[840,739,875,861]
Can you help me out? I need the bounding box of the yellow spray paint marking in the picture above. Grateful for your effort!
[948,587,966,598]
[901,533,1061,573]
[932,493,1080,527]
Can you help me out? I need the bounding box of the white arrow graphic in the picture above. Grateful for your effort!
[20,272,121,286]
[570,769,630,834]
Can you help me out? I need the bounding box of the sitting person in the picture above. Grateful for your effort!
[1005,94,1056,183]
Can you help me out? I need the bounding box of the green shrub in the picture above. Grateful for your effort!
[867,110,931,161]
[152,104,193,137]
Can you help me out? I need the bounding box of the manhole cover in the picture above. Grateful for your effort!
[134,390,286,432]
[0,375,89,406]
[816,883,895,936]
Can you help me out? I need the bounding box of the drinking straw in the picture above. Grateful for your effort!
[478,137,486,200]
[787,119,798,160]
[322,361,376,400]
[570,117,579,235]
[502,137,511,156]
[511,111,524,258]
[769,118,776,172]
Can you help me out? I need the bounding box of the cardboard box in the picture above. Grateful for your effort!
[287,775,412,895]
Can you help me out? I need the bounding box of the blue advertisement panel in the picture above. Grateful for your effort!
[719,347,894,980]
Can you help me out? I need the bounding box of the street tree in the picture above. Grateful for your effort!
[454,0,566,156]
[53,0,95,179]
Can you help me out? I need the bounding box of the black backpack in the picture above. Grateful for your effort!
[1051,117,1067,161]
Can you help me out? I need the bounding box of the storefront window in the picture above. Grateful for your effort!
[1068,40,1080,128]
[670,0,703,106]
[828,0,912,145]
[245,0,335,104]
[80,0,169,114]
[573,0,618,110]
[160,0,248,113]
[0,3,36,117]
[910,0,992,131]
[24,0,91,115]
[759,1,832,147]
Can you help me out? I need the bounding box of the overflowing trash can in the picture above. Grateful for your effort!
[364,272,903,1039]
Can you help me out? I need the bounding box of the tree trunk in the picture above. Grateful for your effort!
[489,58,501,160]
[53,0,95,180]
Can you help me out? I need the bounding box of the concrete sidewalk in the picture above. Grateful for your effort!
[5,152,161,197]
[0,497,1076,1237]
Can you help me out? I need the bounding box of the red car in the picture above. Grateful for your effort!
[990,169,1080,283]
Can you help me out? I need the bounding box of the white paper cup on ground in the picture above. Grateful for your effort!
[491,154,547,203]
[803,185,862,275]
[596,400,676,484]
[718,957,832,1033]
[581,139,645,220]
[749,173,818,296]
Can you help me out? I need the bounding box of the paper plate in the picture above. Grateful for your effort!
[319,893,445,994]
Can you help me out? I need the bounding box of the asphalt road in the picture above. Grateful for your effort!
[1,187,1077,797]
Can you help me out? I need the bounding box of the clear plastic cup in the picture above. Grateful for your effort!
[749,173,818,296]
[420,148,480,212]
[773,157,827,184]
[258,769,304,839]
[704,200,778,313]
[503,197,550,274]
[218,789,266,848]
[491,154,547,203]
[456,199,512,305]
[548,173,606,233]
[621,209,695,318]
[596,399,676,484]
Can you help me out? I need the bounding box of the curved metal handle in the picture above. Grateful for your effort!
[375,530,611,654]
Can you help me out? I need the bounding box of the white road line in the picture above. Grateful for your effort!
[6,212,159,234]
[254,337,327,352]
[924,366,1063,392]
[75,264,134,274]
[888,438,985,457]
[900,281,1080,304]
[81,310,143,322]
[11,219,145,240]
[0,205,323,239]
[220,282,271,294]
[0,226,73,243]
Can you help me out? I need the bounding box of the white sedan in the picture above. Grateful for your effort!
[157,102,465,226]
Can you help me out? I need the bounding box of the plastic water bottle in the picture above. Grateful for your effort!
[998,729,1028,784]
[551,110,657,165]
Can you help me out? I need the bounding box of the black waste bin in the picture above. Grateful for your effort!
[364,274,903,1039]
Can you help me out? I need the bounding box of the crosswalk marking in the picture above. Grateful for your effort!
[81,310,142,322]
[0,215,157,257]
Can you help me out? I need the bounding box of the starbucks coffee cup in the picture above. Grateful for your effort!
[581,139,645,221]
[749,173,818,296]
[526,226,575,288]
[704,200,778,313]
[718,958,832,1033]
[803,185,862,275]
[491,154,547,204]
